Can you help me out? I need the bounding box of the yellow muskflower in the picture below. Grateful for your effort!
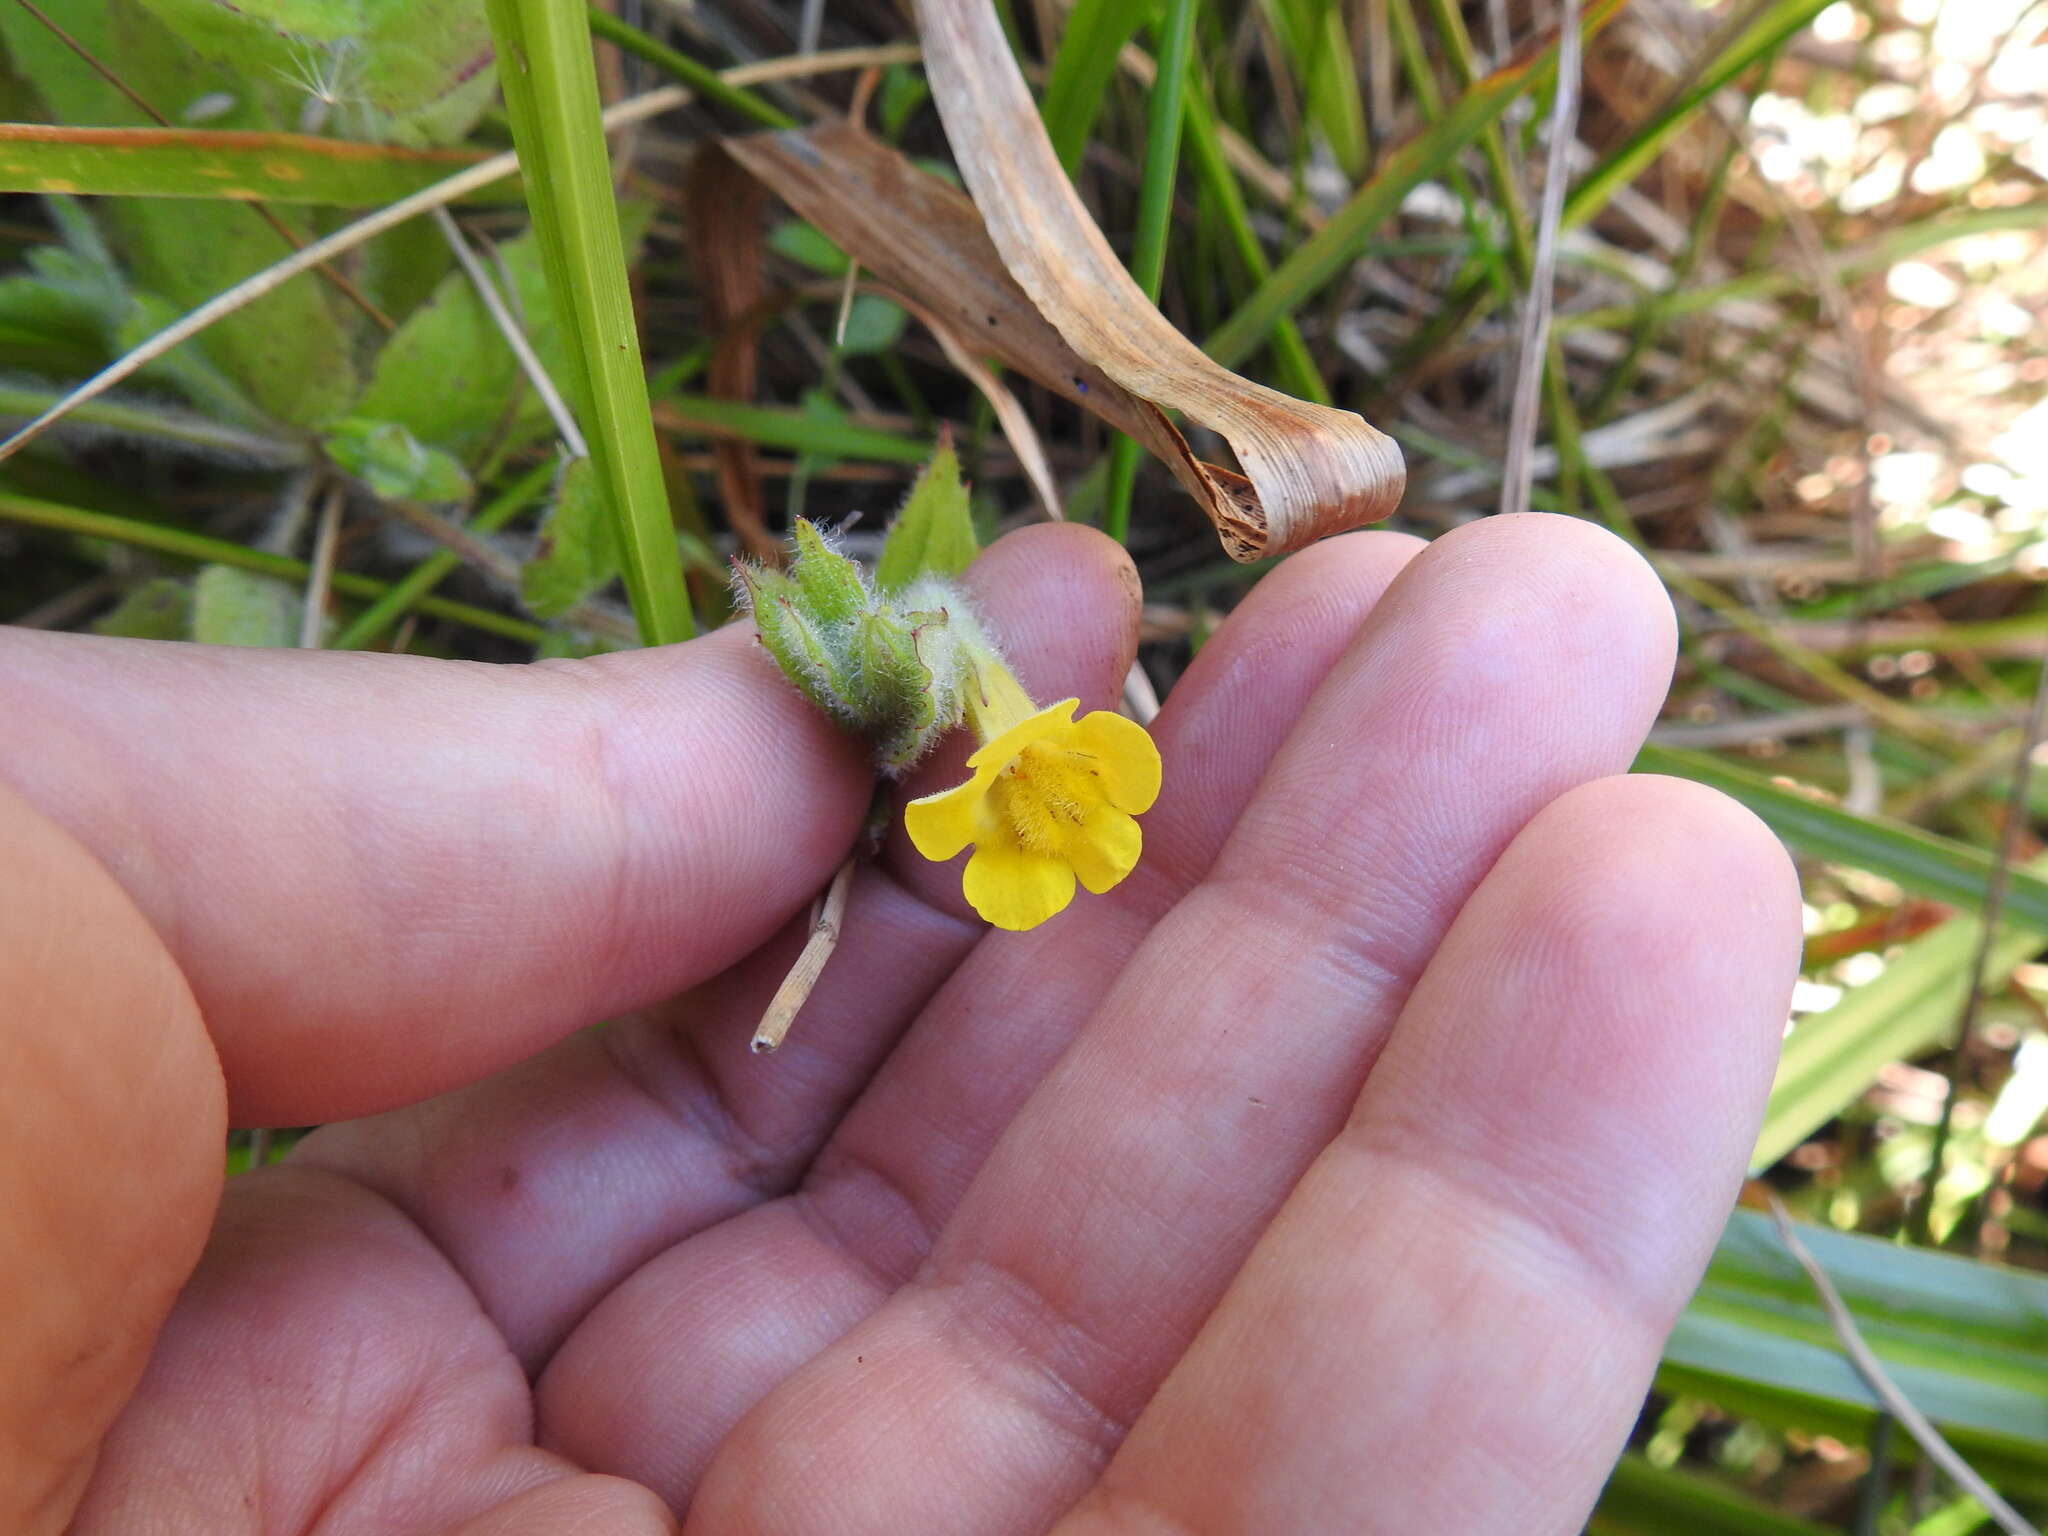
[905,661,1162,931]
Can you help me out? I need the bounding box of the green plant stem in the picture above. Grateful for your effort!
[1105,0,1197,544]
[0,490,545,644]
[582,7,794,128]
[331,458,557,651]
[488,0,695,644]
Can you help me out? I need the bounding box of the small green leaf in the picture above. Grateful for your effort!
[192,564,298,646]
[767,219,851,276]
[324,417,472,503]
[92,576,192,640]
[520,456,619,619]
[876,436,977,592]
[878,65,929,140]
[837,295,907,356]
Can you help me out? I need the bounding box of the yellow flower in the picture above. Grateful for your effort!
[905,662,1162,931]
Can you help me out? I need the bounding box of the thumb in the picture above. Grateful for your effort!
[0,781,224,1534]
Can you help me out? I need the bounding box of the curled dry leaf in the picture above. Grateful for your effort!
[726,0,1403,560]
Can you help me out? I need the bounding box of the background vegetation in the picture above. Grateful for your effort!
[1,0,2045,1528]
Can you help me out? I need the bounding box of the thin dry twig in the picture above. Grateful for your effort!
[1765,1196,2042,1536]
[380,498,640,644]
[752,855,856,1054]
[1499,0,1581,520]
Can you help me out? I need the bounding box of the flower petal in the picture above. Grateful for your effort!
[962,837,1077,930]
[1066,804,1142,895]
[1070,710,1163,814]
[904,771,992,862]
[967,697,1079,772]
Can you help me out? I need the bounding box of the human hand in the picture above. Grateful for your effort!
[1,514,1799,1534]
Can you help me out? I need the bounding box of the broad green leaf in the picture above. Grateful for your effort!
[0,1,360,426]
[837,295,908,357]
[324,418,471,502]
[768,219,851,277]
[877,64,929,140]
[129,0,497,147]
[876,438,977,592]
[520,456,618,619]
[192,563,299,646]
[91,576,192,640]
[352,203,654,463]
[1663,1210,2048,1491]
[0,125,515,204]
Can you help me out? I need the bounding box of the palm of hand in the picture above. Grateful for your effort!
[10,517,1796,1535]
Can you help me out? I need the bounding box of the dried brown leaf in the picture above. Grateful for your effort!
[728,84,1401,560]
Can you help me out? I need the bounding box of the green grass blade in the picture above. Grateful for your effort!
[660,395,930,462]
[1203,0,1626,369]
[0,124,518,204]
[0,488,543,643]
[1103,0,1197,543]
[1754,898,2044,1171]
[1565,0,1833,231]
[1041,0,1156,176]
[1560,202,2048,336]
[1636,743,2048,929]
[1592,1456,1837,1536]
[1666,1210,2048,1467]
[486,0,694,644]
[1179,83,1326,402]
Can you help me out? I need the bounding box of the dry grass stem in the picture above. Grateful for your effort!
[1766,1196,2042,1536]
[298,482,345,649]
[751,856,856,1054]
[431,207,589,458]
[1498,0,1580,520]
